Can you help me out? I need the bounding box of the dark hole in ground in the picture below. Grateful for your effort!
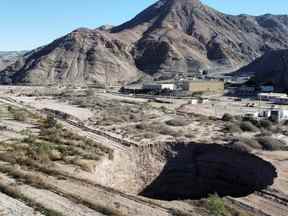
[140,143,277,201]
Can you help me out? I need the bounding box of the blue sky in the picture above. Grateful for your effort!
[1,0,288,51]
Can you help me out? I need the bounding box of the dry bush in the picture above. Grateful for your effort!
[184,130,196,138]
[137,132,157,139]
[136,121,182,137]
[242,116,260,128]
[165,117,191,127]
[259,119,273,129]
[271,126,282,134]
[222,113,234,122]
[22,134,37,144]
[240,121,259,132]
[73,159,96,172]
[43,113,58,128]
[257,136,286,151]
[154,123,180,137]
[135,122,150,130]
[226,141,253,153]
[224,123,242,133]
[257,130,273,137]
[236,137,262,149]
[13,110,27,122]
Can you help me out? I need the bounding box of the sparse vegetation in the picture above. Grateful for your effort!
[224,123,242,133]
[226,137,262,153]
[256,136,286,151]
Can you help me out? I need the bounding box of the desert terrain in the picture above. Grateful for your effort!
[0,85,286,215]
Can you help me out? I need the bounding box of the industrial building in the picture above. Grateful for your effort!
[245,109,288,122]
[182,80,224,94]
[258,93,288,105]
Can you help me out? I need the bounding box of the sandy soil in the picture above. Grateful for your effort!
[12,96,93,121]
[0,192,43,216]
[234,193,288,216]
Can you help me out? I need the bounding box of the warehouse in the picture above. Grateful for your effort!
[182,80,224,94]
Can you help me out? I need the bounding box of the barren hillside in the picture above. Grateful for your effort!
[2,0,288,85]
[237,49,288,91]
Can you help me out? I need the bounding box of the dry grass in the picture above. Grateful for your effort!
[0,116,114,172]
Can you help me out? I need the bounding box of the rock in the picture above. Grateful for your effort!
[49,150,62,161]
[0,51,25,72]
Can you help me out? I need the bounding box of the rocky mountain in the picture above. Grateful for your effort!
[237,49,288,92]
[0,51,25,71]
[2,0,288,85]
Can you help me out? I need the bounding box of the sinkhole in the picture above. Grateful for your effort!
[140,143,277,201]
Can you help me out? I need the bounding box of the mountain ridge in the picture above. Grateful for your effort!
[1,0,288,85]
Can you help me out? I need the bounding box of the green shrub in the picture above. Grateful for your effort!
[207,194,227,216]
[240,121,259,132]
[22,134,37,144]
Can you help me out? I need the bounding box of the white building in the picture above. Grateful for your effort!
[142,83,175,91]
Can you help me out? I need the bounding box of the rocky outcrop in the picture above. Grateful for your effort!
[237,49,288,92]
[141,143,277,201]
[0,51,25,72]
[2,0,288,85]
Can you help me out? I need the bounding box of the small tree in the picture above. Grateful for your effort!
[207,194,227,216]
